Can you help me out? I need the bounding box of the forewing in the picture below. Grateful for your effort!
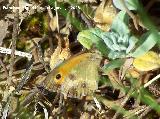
[61,54,101,98]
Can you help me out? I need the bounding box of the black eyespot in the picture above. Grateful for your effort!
[56,73,61,80]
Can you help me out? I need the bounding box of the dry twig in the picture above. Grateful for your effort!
[8,0,19,86]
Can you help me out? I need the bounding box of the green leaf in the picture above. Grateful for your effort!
[139,87,160,113]
[131,33,157,57]
[111,11,130,35]
[108,51,126,59]
[101,31,137,59]
[102,59,125,73]
[134,0,160,45]
[77,28,109,56]
[126,36,138,53]
[113,0,138,11]
[101,32,119,51]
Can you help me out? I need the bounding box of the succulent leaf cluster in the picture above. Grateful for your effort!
[101,32,137,59]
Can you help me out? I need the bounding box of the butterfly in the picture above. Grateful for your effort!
[42,53,102,98]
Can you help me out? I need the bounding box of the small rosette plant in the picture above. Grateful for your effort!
[78,11,138,59]
[101,32,137,59]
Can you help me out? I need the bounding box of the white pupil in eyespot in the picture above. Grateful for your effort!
[56,73,61,80]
